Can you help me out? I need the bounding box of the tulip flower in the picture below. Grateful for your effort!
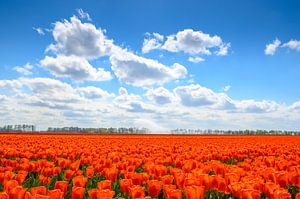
[129,185,145,199]
[147,180,162,197]
[98,180,112,190]
[71,186,85,199]
[120,179,133,194]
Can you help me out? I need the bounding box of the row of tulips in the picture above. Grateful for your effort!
[0,134,300,198]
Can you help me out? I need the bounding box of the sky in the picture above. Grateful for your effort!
[0,0,300,131]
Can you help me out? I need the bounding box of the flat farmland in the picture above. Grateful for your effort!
[0,134,300,199]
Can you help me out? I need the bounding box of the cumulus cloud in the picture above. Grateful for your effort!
[282,39,300,51]
[265,38,300,55]
[216,43,231,56]
[289,101,300,111]
[77,86,114,99]
[42,16,188,86]
[0,77,299,130]
[188,56,205,63]
[162,29,225,55]
[174,84,235,109]
[0,77,116,112]
[235,100,279,113]
[0,95,8,102]
[142,32,164,53]
[0,79,22,90]
[141,29,230,57]
[19,77,78,102]
[265,38,281,55]
[13,63,33,76]
[49,16,113,59]
[40,55,112,81]
[145,87,174,104]
[114,87,154,113]
[173,84,281,113]
[110,50,187,86]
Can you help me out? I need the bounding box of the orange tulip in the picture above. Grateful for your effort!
[240,189,260,199]
[104,167,118,182]
[97,189,115,198]
[72,176,87,187]
[3,180,19,194]
[14,173,27,185]
[54,181,69,196]
[30,186,47,196]
[129,185,145,199]
[0,173,4,184]
[275,172,289,188]
[264,182,278,198]
[174,173,185,189]
[98,180,112,190]
[53,167,61,176]
[71,186,85,199]
[88,189,99,199]
[32,194,49,199]
[166,189,182,199]
[64,170,74,181]
[119,179,133,194]
[43,167,53,177]
[184,185,204,199]
[86,166,95,178]
[163,184,176,197]
[147,180,162,197]
[70,161,81,171]
[48,189,64,199]
[273,189,292,199]
[8,186,27,199]
[24,192,32,199]
[161,175,174,185]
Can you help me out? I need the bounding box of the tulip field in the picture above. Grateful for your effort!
[0,134,300,199]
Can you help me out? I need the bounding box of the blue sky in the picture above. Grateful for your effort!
[0,0,300,131]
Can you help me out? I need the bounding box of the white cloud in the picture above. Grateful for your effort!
[265,38,281,55]
[0,79,22,90]
[114,87,154,113]
[282,39,300,51]
[161,29,229,55]
[289,101,300,111]
[76,8,92,21]
[145,87,174,104]
[216,43,231,56]
[188,56,205,63]
[49,16,113,59]
[173,84,280,113]
[223,85,231,92]
[43,16,187,86]
[142,32,164,53]
[0,77,299,131]
[173,84,235,109]
[77,86,114,99]
[33,27,45,35]
[110,50,187,86]
[13,63,33,76]
[235,100,279,113]
[20,77,77,100]
[0,95,8,102]
[40,55,112,81]
[0,77,116,112]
